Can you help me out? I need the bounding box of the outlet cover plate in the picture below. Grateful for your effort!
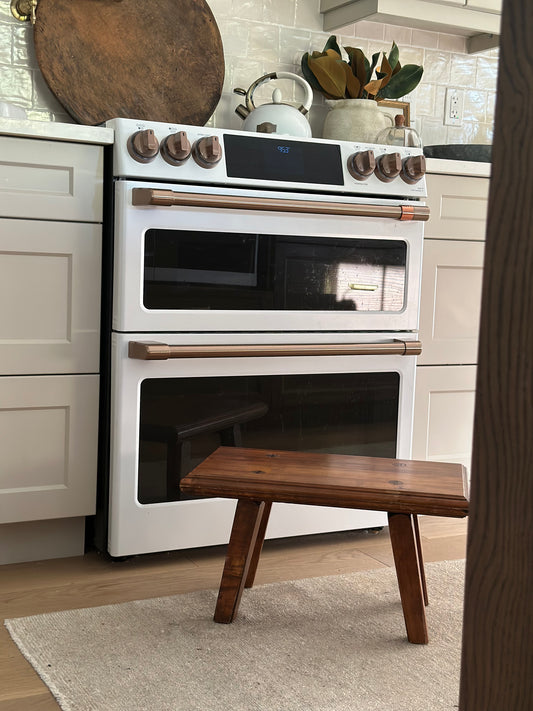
[444,87,464,126]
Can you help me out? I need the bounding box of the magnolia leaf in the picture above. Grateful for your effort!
[388,42,400,71]
[378,64,424,99]
[307,53,347,99]
[323,35,342,56]
[342,62,362,98]
[364,78,384,98]
[325,48,342,60]
[344,46,367,86]
[300,52,324,92]
[377,54,393,90]
[364,51,381,95]
[392,60,402,77]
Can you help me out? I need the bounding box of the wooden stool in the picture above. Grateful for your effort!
[180,447,469,644]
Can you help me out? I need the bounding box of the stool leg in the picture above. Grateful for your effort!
[245,501,272,588]
[413,514,429,606]
[387,512,429,644]
[214,499,266,624]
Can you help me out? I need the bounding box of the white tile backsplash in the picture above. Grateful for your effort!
[0,0,499,145]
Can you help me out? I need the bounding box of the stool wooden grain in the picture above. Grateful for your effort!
[180,447,469,644]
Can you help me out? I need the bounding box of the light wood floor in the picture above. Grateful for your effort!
[0,516,467,710]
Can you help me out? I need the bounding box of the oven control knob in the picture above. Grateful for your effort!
[193,135,223,168]
[347,150,376,181]
[375,152,402,183]
[401,154,426,184]
[160,131,192,166]
[127,129,159,163]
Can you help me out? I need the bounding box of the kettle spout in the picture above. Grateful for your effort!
[235,104,250,120]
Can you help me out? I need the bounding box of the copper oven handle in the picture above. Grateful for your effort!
[131,188,430,222]
[128,341,422,360]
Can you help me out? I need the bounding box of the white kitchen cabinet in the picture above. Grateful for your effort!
[425,174,489,241]
[320,0,501,52]
[414,168,489,479]
[0,219,101,375]
[0,136,103,222]
[0,375,99,524]
[0,125,111,562]
[412,365,477,474]
[418,239,485,365]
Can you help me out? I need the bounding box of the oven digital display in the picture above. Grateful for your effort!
[223,134,344,185]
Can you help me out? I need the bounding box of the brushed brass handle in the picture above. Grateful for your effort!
[128,340,422,360]
[132,188,430,222]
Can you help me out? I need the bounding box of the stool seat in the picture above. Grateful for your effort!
[180,447,469,644]
[180,446,468,517]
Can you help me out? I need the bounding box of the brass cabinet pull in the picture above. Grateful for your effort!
[132,188,430,222]
[128,340,422,360]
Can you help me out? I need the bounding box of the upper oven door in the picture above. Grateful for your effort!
[112,180,425,333]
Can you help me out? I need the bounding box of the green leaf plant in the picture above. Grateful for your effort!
[301,36,423,101]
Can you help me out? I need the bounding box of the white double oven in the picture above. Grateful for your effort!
[97,119,428,557]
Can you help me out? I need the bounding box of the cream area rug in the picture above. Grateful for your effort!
[5,560,465,711]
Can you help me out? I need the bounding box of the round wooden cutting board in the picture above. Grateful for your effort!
[33,0,225,126]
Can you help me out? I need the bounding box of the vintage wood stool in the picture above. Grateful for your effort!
[180,446,469,644]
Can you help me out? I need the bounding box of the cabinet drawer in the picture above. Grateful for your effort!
[419,239,484,365]
[0,374,99,523]
[412,365,477,478]
[0,137,103,222]
[0,219,101,374]
[425,174,489,241]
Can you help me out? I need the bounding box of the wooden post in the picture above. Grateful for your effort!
[459,1,533,708]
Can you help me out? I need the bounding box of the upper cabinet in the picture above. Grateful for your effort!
[320,0,501,54]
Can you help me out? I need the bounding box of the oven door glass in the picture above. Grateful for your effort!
[143,231,407,313]
[137,372,399,504]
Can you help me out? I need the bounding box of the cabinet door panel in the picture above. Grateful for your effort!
[0,375,99,523]
[412,365,476,478]
[0,219,101,374]
[425,174,489,241]
[419,239,484,365]
[0,137,103,222]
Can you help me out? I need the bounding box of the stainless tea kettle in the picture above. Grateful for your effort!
[234,71,313,138]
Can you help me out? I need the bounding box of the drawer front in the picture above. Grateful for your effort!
[425,174,489,241]
[419,239,485,365]
[0,374,99,523]
[413,365,477,479]
[0,137,103,222]
[0,219,101,374]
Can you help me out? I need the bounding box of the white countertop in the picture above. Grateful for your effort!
[425,157,491,178]
[0,117,114,145]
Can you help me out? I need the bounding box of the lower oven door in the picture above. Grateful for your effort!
[104,333,419,557]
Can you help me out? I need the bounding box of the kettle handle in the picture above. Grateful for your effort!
[245,71,313,115]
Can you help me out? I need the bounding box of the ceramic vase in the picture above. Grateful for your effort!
[322,99,392,143]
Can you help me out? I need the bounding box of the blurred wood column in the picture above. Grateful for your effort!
[459,1,533,709]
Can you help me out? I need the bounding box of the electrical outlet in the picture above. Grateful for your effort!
[444,87,464,126]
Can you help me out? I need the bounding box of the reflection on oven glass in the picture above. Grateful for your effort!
[137,373,399,505]
[143,231,407,313]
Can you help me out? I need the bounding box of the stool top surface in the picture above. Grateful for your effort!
[180,447,469,517]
